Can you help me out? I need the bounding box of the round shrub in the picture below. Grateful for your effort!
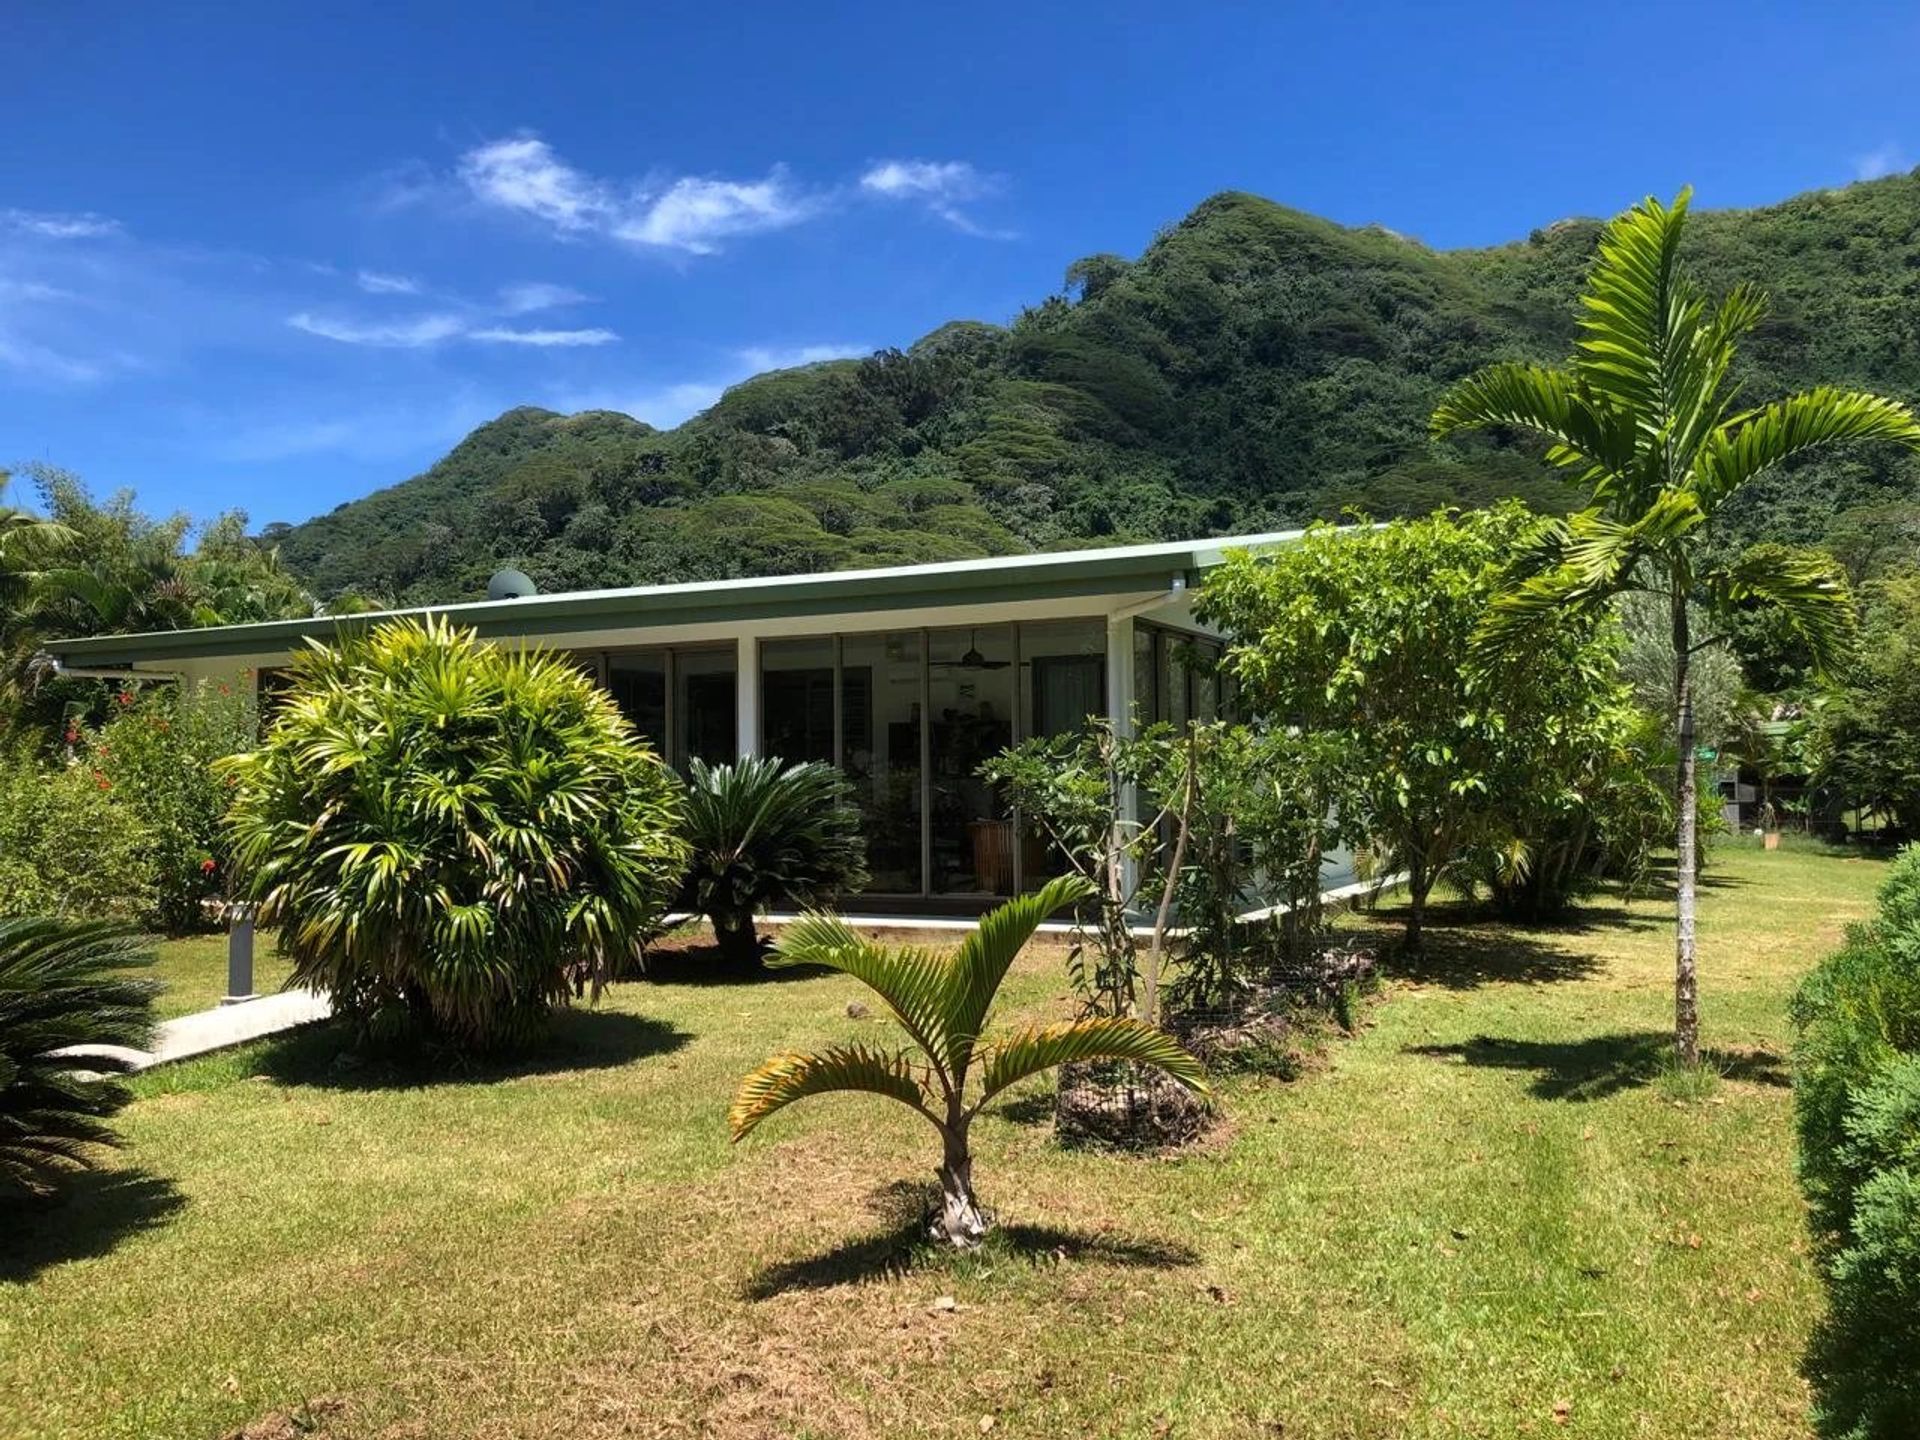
[220,618,688,1049]
[0,747,154,922]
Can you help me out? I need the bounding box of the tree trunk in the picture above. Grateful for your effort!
[1672,596,1701,1068]
[932,1122,988,1247]
[712,910,762,967]
[1405,853,1428,953]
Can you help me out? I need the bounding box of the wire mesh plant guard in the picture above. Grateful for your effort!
[1054,1057,1215,1150]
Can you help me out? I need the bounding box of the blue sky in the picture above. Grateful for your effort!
[4,0,1917,529]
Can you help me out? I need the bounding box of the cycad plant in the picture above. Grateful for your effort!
[220,617,688,1050]
[1433,188,1920,1065]
[679,756,867,965]
[728,875,1207,1246]
[1,917,157,1201]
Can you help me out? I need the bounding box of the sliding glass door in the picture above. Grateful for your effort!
[840,632,923,894]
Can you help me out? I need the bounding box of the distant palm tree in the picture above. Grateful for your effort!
[1433,189,1920,1065]
[0,917,158,1200]
[729,875,1207,1246]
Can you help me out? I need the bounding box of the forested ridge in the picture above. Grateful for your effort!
[271,175,1920,604]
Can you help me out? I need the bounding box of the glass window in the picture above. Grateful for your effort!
[928,626,1015,894]
[1021,619,1106,740]
[841,632,923,894]
[607,653,667,757]
[761,637,835,764]
[675,648,736,768]
[1133,627,1156,729]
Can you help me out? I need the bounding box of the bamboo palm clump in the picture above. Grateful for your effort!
[728,875,1208,1246]
[219,617,688,1050]
[0,917,157,1200]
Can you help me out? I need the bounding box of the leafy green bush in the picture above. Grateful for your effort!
[220,618,688,1050]
[0,917,157,1200]
[0,748,154,922]
[1794,845,1920,1437]
[678,757,867,965]
[82,681,255,933]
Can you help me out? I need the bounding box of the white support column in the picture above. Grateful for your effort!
[735,633,761,759]
[1106,611,1140,909]
[1106,612,1136,738]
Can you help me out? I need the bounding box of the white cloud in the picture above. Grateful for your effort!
[735,342,867,371]
[289,309,618,350]
[456,135,817,254]
[3,208,123,240]
[497,281,586,314]
[0,278,74,303]
[859,159,1012,237]
[550,341,866,429]
[1855,143,1910,182]
[288,311,467,348]
[469,326,618,347]
[356,270,421,295]
[0,330,104,383]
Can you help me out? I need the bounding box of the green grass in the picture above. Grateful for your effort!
[141,934,296,1020]
[0,847,1884,1439]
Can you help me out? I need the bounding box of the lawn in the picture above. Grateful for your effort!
[0,845,1884,1439]
[140,934,296,1021]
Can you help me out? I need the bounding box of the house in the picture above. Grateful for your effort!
[45,530,1327,911]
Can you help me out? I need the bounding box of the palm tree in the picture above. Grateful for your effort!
[0,917,158,1200]
[1433,189,1920,1065]
[679,757,868,965]
[728,874,1207,1246]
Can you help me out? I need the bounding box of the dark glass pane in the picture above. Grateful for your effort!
[841,632,922,894]
[676,649,736,768]
[607,653,667,757]
[761,637,835,765]
[929,626,1014,894]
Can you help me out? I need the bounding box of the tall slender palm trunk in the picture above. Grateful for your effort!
[1672,594,1701,1067]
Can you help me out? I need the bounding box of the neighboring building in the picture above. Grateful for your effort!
[45,531,1328,910]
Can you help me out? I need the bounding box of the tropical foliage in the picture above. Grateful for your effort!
[219,617,687,1050]
[1434,188,1920,1063]
[1793,846,1920,1438]
[729,875,1207,1246]
[0,747,155,923]
[1199,504,1639,948]
[78,681,257,932]
[1813,575,1920,838]
[0,917,157,1201]
[270,176,1920,608]
[677,756,868,965]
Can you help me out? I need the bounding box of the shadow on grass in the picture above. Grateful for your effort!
[1342,914,1605,991]
[0,1168,186,1283]
[743,1178,1199,1299]
[1406,1029,1789,1101]
[250,1006,690,1091]
[634,943,831,988]
[988,1090,1056,1127]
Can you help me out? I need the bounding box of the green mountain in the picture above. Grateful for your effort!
[274,176,1920,605]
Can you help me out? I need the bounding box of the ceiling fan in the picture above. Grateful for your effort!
[933,629,1010,671]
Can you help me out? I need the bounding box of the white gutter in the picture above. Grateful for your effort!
[47,657,180,683]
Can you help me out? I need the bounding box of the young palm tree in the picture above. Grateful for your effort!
[728,874,1207,1246]
[1433,189,1920,1065]
[0,917,157,1200]
[679,756,868,965]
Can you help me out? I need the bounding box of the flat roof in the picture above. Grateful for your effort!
[45,528,1306,668]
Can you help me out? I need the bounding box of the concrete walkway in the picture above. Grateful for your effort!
[56,988,334,1074]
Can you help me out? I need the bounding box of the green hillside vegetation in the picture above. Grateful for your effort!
[273,175,1920,605]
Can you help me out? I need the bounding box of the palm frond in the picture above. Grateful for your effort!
[1572,188,1693,422]
[1693,387,1920,507]
[728,1043,934,1140]
[941,873,1095,1074]
[769,914,958,1076]
[978,1017,1209,1104]
[1702,548,1856,679]
[1429,363,1634,481]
